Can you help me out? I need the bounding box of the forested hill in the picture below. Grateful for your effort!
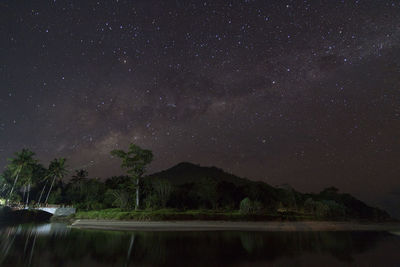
[147,162,250,186]
[146,162,391,221]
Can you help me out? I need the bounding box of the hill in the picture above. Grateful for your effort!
[147,162,250,186]
[146,162,391,221]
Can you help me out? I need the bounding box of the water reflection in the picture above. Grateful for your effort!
[0,224,400,266]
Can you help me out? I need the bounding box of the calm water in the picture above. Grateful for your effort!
[0,223,400,267]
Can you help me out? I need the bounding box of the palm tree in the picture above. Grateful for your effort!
[0,182,7,199]
[37,172,51,206]
[7,149,36,205]
[111,189,131,210]
[111,144,153,210]
[22,171,34,208]
[22,162,43,208]
[71,169,88,192]
[26,163,47,206]
[44,158,68,204]
[37,178,48,206]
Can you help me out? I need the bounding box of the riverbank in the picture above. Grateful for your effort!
[71,220,400,232]
[72,208,398,222]
[72,208,319,221]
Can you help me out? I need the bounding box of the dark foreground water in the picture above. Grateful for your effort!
[0,223,400,267]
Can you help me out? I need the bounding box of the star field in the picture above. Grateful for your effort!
[1,0,400,216]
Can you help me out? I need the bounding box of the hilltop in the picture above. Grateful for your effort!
[147,162,250,186]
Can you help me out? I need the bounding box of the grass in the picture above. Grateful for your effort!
[72,208,315,221]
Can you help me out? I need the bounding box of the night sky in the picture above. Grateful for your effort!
[1,1,399,216]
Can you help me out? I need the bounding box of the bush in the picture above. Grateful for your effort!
[304,198,346,219]
[240,198,252,214]
[144,194,160,210]
[240,197,263,215]
[315,201,329,218]
[304,198,315,213]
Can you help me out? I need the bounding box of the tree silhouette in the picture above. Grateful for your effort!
[111,144,153,210]
[6,149,36,205]
[21,166,35,208]
[153,179,173,208]
[71,169,88,192]
[44,158,68,204]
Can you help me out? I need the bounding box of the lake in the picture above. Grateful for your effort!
[1,223,400,266]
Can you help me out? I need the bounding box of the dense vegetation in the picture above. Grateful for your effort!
[0,146,391,221]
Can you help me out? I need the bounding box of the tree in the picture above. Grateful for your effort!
[196,177,218,209]
[108,189,132,210]
[21,166,34,208]
[80,178,105,210]
[153,178,173,208]
[37,177,48,205]
[240,197,252,214]
[61,169,88,206]
[0,174,8,200]
[111,144,153,210]
[6,149,36,205]
[304,198,315,214]
[240,197,263,215]
[103,176,135,209]
[44,158,68,204]
[71,169,88,192]
[320,187,339,196]
[36,168,50,205]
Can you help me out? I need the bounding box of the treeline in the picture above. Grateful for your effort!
[0,149,67,206]
[0,147,391,221]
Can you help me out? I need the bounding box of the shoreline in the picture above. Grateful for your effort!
[70,220,400,232]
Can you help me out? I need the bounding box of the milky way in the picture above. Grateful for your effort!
[1,0,400,216]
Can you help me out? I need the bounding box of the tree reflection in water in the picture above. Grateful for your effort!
[0,223,399,266]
